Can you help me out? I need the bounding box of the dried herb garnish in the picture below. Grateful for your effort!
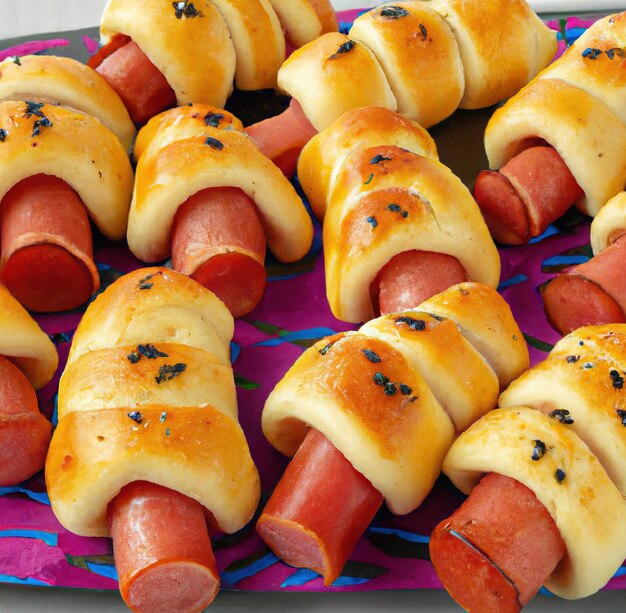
[367,215,378,229]
[531,439,546,461]
[319,340,336,356]
[373,372,389,386]
[127,344,169,363]
[565,355,580,363]
[156,363,187,384]
[555,468,566,483]
[32,116,52,137]
[0,129,6,142]
[173,1,202,19]
[362,348,382,363]
[419,24,428,39]
[617,409,626,426]
[582,47,602,59]
[138,271,163,290]
[606,47,625,60]
[204,112,225,127]
[387,203,408,218]
[380,6,409,18]
[369,154,392,164]
[582,362,594,369]
[24,100,45,118]
[548,409,574,424]
[395,316,426,331]
[165,428,171,436]
[160,412,168,423]
[384,382,397,396]
[610,369,624,389]
[128,411,143,424]
[205,136,224,150]
[364,173,374,185]
[13,56,21,66]
[399,383,412,396]
[329,40,356,60]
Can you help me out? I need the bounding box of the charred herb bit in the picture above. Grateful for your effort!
[0,129,6,142]
[380,5,410,19]
[565,355,580,364]
[137,270,163,290]
[373,371,389,387]
[205,136,224,150]
[610,369,624,390]
[318,340,336,356]
[387,203,408,218]
[155,363,187,384]
[160,411,168,423]
[128,410,143,424]
[165,428,171,437]
[617,409,626,426]
[139,344,169,359]
[582,47,602,59]
[419,24,428,40]
[369,154,392,164]
[395,316,426,331]
[31,116,52,137]
[329,39,356,60]
[24,100,46,118]
[364,173,374,185]
[13,55,21,66]
[548,409,574,425]
[606,47,625,60]
[173,1,202,19]
[362,348,382,363]
[127,350,141,364]
[384,381,398,396]
[366,215,378,229]
[531,439,546,461]
[582,362,594,369]
[204,112,225,127]
[399,383,412,396]
[555,468,566,483]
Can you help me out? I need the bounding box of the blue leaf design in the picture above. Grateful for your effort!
[0,486,50,505]
[0,529,57,546]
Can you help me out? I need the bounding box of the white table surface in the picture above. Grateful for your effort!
[0,1,625,611]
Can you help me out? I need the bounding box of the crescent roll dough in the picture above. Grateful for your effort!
[263,282,528,515]
[590,191,626,254]
[0,283,57,390]
[0,55,135,152]
[485,11,626,218]
[278,0,555,130]
[323,144,500,323]
[267,0,338,48]
[500,324,626,497]
[443,407,626,600]
[297,106,438,221]
[0,100,133,241]
[127,106,313,264]
[100,0,236,106]
[46,267,260,537]
[277,32,397,132]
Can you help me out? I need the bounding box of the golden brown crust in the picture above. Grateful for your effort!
[0,283,58,390]
[262,331,455,514]
[349,2,464,128]
[297,106,438,221]
[426,0,557,109]
[267,0,338,48]
[47,267,260,537]
[68,267,233,366]
[133,104,244,162]
[485,78,626,218]
[590,191,626,254]
[128,124,313,264]
[277,32,397,131]
[0,55,135,152]
[263,282,528,515]
[0,100,133,241]
[443,407,626,599]
[499,324,626,497]
[100,0,236,106]
[323,146,500,323]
